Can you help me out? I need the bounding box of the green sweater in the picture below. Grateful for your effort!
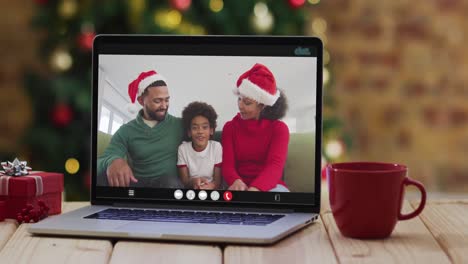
[97,112,184,179]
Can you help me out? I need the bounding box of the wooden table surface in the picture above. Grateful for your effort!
[0,190,467,263]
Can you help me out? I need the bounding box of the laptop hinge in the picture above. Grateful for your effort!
[112,203,295,214]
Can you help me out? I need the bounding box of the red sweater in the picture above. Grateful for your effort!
[221,113,289,191]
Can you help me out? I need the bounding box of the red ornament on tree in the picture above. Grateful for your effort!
[77,31,96,52]
[288,0,306,9]
[170,0,191,11]
[51,103,73,127]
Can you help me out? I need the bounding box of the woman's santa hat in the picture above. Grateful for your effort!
[235,63,280,106]
[127,70,167,113]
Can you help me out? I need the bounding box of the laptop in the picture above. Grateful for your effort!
[29,35,323,244]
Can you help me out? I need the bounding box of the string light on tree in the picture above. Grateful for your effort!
[129,0,145,14]
[170,0,191,12]
[324,49,330,65]
[311,17,328,46]
[320,35,328,45]
[177,22,192,34]
[209,0,224,13]
[65,158,80,174]
[177,22,204,35]
[312,17,327,35]
[128,0,145,28]
[323,67,330,86]
[58,0,78,19]
[325,139,345,159]
[154,9,182,30]
[190,25,206,35]
[251,2,274,34]
[49,48,72,72]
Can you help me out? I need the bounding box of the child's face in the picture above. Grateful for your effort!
[189,115,213,149]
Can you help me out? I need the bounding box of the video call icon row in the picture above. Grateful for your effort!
[174,190,232,201]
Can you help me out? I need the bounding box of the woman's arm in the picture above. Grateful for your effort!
[249,122,289,191]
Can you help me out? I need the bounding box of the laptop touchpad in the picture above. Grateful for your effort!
[116,222,187,235]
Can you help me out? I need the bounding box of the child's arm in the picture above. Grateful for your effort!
[178,144,198,188]
[212,167,221,189]
[178,166,191,188]
[200,167,221,190]
[179,167,204,189]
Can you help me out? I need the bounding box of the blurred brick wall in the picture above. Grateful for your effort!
[0,0,35,155]
[309,0,468,192]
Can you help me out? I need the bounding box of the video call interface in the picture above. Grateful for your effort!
[94,43,319,205]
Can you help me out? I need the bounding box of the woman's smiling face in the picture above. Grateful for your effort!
[237,96,263,120]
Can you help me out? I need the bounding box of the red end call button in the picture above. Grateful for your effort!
[223,191,232,201]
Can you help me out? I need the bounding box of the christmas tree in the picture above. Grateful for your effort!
[22,0,344,200]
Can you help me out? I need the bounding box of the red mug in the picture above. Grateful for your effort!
[326,162,426,239]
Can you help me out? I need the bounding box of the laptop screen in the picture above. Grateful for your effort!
[92,36,322,211]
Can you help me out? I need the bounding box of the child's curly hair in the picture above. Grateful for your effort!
[181,101,218,137]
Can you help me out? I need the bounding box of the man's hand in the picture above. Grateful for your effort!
[228,179,248,191]
[247,186,260,191]
[106,158,138,187]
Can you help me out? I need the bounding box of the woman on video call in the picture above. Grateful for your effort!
[221,63,290,192]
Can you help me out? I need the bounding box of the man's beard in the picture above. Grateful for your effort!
[146,106,168,121]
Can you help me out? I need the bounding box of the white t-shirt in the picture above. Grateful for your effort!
[177,140,222,182]
[142,118,157,128]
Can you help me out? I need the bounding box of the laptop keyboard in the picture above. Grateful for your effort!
[84,208,285,226]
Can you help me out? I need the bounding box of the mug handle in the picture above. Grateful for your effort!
[398,177,427,220]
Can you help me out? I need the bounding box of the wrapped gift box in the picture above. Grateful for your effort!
[0,172,63,219]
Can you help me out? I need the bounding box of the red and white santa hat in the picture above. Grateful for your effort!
[234,63,280,106]
[127,70,167,113]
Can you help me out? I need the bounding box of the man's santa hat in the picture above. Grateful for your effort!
[127,70,167,113]
[234,63,280,106]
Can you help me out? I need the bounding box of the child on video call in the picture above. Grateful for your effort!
[177,102,222,190]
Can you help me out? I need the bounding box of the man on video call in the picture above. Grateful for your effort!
[97,70,184,188]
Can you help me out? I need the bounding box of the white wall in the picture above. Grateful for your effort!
[99,55,317,133]
[98,66,133,120]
